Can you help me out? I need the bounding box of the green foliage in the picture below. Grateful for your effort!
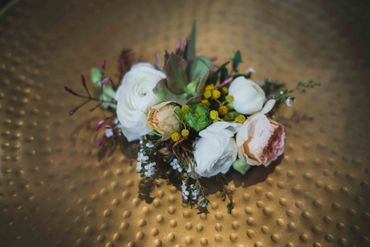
[233,159,251,175]
[177,104,211,132]
[189,56,212,94]
[220,65,229,82]
[223,111,240,121]
[296,80,321,93]
[184,22,196,61]
[262,79,320,105]
[164,53,189,94]
[100,86,116,109]
[153,79,188,104]
[185,80,198,96]
[232,50,242,71]
[227,202,234,214]
[91,67,103,87]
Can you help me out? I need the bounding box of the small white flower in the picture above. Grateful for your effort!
[170,158,182,173]
[105,128,114,138]
[181,182,189,201]
[228,77,266,115]
[285,97,294,107]
[245,67,256,75]
[115,63,166,141]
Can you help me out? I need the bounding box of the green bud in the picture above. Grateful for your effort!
[91,67,103,87]
[233,159,251,175]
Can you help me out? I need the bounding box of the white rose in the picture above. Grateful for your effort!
[236,113,285,167]
[193,122,240,178]
[228,77,266,115]
[115,63,166,141]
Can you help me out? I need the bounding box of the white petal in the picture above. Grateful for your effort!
[261,99,276,114]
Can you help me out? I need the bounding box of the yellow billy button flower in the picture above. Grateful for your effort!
[205,84,215,91]
[221,86,228,94]
[181,104,190,113]
[218,105,228,115]
[212,89,221,100]
[200,99,210,105]
[171,131,181,142]
[181,129,189,137]
[210,110,219,120]
[235,115,246,123]
[226,95,234,103]
[203,90,212,99]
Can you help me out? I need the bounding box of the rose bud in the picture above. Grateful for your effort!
[147,102,181,140]
[236,113,285,166]
[228,77,266,115]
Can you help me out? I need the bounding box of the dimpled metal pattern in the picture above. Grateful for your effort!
[0,0,369,246]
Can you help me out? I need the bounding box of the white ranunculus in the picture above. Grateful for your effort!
[115,63,166,141]
[192,122,240,178]
[228,77,266,115]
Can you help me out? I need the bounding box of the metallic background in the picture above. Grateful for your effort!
[0,0,369,246]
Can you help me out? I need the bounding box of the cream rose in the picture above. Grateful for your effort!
[115,63,166,141]
[193,122,240,178]
[236,113,285,166]
[228,77,266,115]
[147,101,180,140]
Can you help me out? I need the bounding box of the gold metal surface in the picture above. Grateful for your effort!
[0,1,369,246]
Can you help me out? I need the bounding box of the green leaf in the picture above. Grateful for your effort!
[189,56,211,82]
[233,159,251,175]
[164,53,188,94]
[184,22,196,61]
[227,202,234,214]
[102,85,115,98]
[232,50,242,71]
[189,56,212,94]
[220,65,229,82]
[153,79,188,104]
[91,67,103,87]
[100,85,116,109]
[223,111,240,121]
[185,80,197,96]
[183,104,211,131]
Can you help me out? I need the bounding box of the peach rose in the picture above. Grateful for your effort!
[147,102,180,140]
[236,113,285,166]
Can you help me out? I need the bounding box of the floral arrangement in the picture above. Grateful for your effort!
[65,23,319,212]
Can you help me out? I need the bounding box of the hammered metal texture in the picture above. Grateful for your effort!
[0,1,369,246]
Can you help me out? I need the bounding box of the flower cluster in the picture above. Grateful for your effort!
[65,23,319,212]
